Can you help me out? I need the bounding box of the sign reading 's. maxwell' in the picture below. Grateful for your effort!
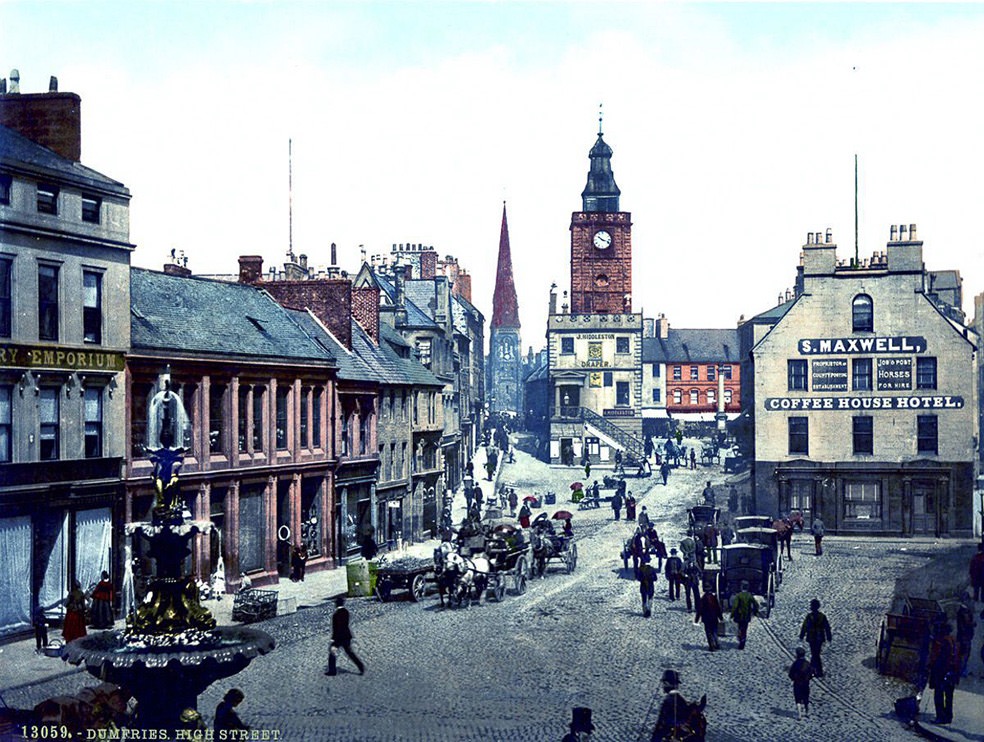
[798,336,927,354]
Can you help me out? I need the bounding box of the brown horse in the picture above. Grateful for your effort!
[773,517,794,560]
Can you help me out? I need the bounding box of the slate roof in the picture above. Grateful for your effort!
[643,328,740,364]
[130,267,335,365]
[404,281,438,321]
[379,324,443,387]
[0,123,129,195]
[374,273,439,329]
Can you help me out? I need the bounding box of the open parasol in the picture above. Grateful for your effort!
[569,482,583,491]
[523,495,539,503]
[552,510,574,520]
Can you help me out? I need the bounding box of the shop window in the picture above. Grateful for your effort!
[788,360,807,391]
[852,416,873,455]
[84,387,103,458]
[788,417,808,455]
[844,481,881,520]
[38,264,59,341]
[852,294,873,332]
[616,337,630,354]
[39,387,59,460]
[916,357,937,390]
[616,381,630,406]
[0,257,11,338]
[82,271,102,344]
[0,384,11,462]
[852,358,872,391]
[917,415,938,454]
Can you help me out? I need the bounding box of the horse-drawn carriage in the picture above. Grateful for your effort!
[432,522,533,607]
[875,596,947,681]
[715,543,776,618]
[733,515,773,530]
[529,512,578,576]
[735,527,784,586]
[687,505,720,537]
[620,526,666,571]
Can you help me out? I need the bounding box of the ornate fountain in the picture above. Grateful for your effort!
[63,374,275,729]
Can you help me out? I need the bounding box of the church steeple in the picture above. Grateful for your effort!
[492,202,521,329]
[581,106,620,213]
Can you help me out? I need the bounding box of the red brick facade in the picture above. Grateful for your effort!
[0,91,82,161]
[352,285,380,343]
[665,362,741,414]
[570,212,633,314]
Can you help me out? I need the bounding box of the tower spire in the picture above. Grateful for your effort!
[491,202,521,329]
[581,112,620,213]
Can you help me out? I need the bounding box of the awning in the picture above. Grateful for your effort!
[642,408,671,418]
[671,412,740,422]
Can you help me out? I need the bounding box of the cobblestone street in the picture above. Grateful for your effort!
[3,443,980,741]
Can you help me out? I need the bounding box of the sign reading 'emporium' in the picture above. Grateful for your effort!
[764,395,964,411]
[0,343,126,372]
[798,336,927,354]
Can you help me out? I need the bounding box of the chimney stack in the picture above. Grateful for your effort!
[655,313,670,339]
[0,70,82,161]
[238,255,264,284]
[548,283,557,315]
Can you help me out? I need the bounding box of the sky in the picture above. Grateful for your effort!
[3,2,984,351]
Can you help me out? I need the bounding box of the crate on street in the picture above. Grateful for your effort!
[231,588,278,623]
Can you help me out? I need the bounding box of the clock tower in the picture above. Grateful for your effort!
[570,120,632,315]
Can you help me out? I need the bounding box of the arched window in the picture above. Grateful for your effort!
[673,389,682,405]
[852,294,873,332]
[690,389,699,405]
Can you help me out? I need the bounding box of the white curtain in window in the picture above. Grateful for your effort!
[0,516,32,634]
[38,512,68,616]
[76,507,112,591]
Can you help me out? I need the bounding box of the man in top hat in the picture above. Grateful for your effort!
[664,548,683,601]
[561,706,594,741]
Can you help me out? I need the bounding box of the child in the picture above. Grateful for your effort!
[788,646,815,718]
[33,605,48,654]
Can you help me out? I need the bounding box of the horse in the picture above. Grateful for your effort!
[530,526,558,578]
[623,527,653,571]
[433,542,458,608]
[651,694,707,742]
[772,517,794,560]
[442,551,491,607]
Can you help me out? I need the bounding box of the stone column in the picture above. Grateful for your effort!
[225,481,240,587]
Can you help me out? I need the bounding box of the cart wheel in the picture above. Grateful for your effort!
[518,554,531,579]
[376,579,392,602]
[515,574,527,595]
[494,580,506,602]
[410,573,427,602]
[567,543,578,573]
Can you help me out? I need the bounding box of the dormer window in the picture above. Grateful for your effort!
[852,294,873,332]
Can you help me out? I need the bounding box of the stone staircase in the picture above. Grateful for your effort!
[580,407,646,460]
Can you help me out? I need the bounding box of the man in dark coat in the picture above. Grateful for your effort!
[611,490,624,521]
[928,622,959,725]
[660,462,670,486]
[788,646,815,719]
[969,543,984,603]
[955,592,976,677]
[214,688,249,732]
[637,557,657,617]
[799,598,832,678]
[683,559,702,617]
[695,586,723,650]
[651,670,704,742]
[664,548,683,601]
[328,596,365,675]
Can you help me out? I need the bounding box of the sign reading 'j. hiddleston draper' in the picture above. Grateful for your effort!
[798,336,927,354]
[764,395,964,411]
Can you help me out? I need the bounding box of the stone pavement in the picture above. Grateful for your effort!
[2,436,983,741]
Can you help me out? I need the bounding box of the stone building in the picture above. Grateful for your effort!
[127,266,339,590]
[745,226,978,537]
[0,80,132,635]
[488,203,523,416]
[546,123,645,465]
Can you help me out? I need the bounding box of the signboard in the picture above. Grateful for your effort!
[764,395,964,411]
[589,372,603,387]
[603,408,635,417]
[811,359,847,391]
[0,343,125,372]
[798,336,927,355]
[877,358,912,391]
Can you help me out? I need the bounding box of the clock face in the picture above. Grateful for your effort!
[593,230,612,249]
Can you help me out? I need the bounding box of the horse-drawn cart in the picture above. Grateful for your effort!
[716,543,776,618]
[484,524,533,599]
[374,555,434,602]
[735,527,784,586]
[688,505,720,537]
[875,596,947,681]
[530,513,578,576]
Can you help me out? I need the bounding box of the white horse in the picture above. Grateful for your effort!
[443,551,492,607]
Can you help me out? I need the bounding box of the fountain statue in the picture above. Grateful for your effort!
[63,372,275,730]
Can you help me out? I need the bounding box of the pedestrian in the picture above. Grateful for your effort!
[683,559,702,617]
[969,543,984,603]
[611,489,623,521]
[927,622,959,725]
[583,457,591,480]
[614,449,624,475]
[694,537,706,571]
[799,598,833,678]
[507,488,518,516]
[703,522,718,564]
[62,580,87,643]
[637,557,657,617]
[650,670,704,742]
[653,534,667,571]
[360,528,378,560]
[328,596,365,675]
[32,605,48,654]
[625,493,637,521]
[664,548,683,601]
[464,483,474,513]
[90,570,115,629]
[638,506,651,533]
[465,460,474,479]
[689,449,697,470]
[474,485,484,511]
[719,520,734,547]
[518,501,532,529]
[485,458,495,481]
[695,586,723,651]
[659,462,670,486]
[561,706,594,742]
[955,592,976,677]
[728,485,739,513]
[730,580,758,650]
[810,516,825,556]
[290,543,308,582]
[701,481,714,505]
[214,688,249,732]
[788,646,815,719]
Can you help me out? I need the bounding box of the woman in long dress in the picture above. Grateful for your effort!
[62,580,88,642]
[90,570,115,629]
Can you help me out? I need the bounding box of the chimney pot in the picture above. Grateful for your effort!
[825,228,832,243]
[899,225,907,240]
[909,223,917,240]
[48,76,58,92]
[807,233,814,245]
[890,225,898,241]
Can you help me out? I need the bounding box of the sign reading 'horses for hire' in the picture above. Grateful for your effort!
[798,336,927,354]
